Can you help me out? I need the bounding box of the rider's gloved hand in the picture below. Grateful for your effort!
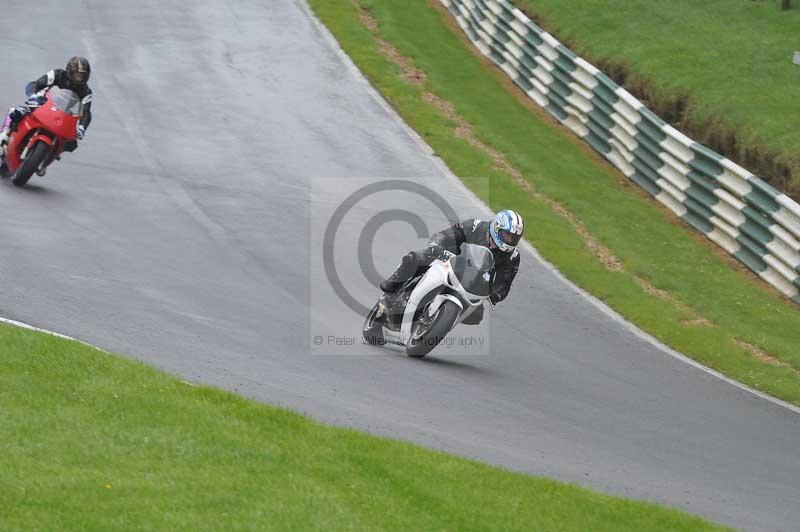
[427,240,445,261]
[76,125,85,141]
[26,94,46,107]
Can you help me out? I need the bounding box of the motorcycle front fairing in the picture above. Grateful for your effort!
[450,244,495,299]
[397,243,495,343]
[34,87,82,140]
[398,258,452,343]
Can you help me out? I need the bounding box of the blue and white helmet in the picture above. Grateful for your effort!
[489,209,524,253]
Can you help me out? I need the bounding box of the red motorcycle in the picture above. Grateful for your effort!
[0,87,83,187]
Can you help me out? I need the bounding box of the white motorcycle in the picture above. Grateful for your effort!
[363,242,495,358]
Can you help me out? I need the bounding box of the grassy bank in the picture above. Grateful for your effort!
[309,0,800,405]
[514,0,800,196]
[0,323,725,531]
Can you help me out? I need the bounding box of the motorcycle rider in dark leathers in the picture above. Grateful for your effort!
[0,56,93,158]
[380,209,524,324]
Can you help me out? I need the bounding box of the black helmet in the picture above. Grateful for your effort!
[66,56,91,86]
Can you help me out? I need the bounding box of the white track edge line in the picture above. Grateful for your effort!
[0,316,108,353]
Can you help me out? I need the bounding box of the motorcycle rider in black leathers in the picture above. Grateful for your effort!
[380,210,524,324]
[0,56,93,157]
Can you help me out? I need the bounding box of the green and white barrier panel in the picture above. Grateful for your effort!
[442,0,800,304]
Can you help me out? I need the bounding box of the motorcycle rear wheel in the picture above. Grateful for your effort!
[362,301,385,346]
[13,141,50,187]
[406,300,460,358]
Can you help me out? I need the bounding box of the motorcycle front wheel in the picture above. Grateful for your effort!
[13,141,50,187]
[406,300,460,358]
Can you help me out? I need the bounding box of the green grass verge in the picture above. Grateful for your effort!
[308,0,800,404]
[0,323,726,531]
[513,0,800,194]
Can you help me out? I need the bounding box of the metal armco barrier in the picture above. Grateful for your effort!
[442,0,800,304]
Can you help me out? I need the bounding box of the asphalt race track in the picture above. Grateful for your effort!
[1,1,799,530]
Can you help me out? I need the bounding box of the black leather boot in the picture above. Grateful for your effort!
[380,251,420,293]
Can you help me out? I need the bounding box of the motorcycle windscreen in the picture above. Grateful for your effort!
[451,243,495,297]
[49,87,83,116]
